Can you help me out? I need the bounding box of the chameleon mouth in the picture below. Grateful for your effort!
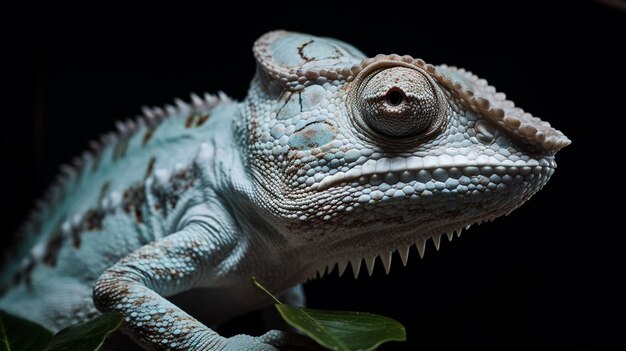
[306,200,530,280]
[308,229,463,280]
[307,217,486,280]
[313,155,555,192]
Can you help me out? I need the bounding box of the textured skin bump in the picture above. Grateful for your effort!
[254,30,366,89]
[0,31,569,350]
[354,65,447,138]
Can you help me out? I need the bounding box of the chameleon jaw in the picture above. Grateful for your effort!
[313,155,556,192]
[306,205,522,281]
[307,225,467,280]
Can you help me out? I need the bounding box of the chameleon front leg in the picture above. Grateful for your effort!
[93,222,314,350]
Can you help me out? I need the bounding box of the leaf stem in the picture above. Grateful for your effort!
[0,314,10,351]
[251,277,283,305]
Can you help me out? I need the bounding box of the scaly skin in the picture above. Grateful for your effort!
[0,31,569,350]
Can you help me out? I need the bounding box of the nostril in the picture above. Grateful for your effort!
[385,89,404,106]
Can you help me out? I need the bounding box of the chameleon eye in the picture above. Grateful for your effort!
[356,66,446,138]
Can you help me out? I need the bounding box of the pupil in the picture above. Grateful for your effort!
[386,89,403,106]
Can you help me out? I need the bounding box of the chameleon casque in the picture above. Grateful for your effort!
[0,31,570,350]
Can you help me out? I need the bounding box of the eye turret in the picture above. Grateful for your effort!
[355,66,446,138]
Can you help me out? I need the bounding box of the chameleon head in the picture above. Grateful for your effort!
[240,31,570,274]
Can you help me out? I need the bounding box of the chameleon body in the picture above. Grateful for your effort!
[0,31,570,350]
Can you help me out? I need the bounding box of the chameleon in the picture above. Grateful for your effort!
[0,30,570,350]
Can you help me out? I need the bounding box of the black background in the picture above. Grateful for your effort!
[2,2,623,350]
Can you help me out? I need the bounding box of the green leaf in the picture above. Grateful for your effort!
[0,310,53,351]
[44,313,123,351]
[252,278,406,351]
[275,306,405,351]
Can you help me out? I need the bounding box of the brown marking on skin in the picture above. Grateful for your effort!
[93,271,132,310]
[297,40,314,62]
[152,267,183,281]
[301,127,318,139]
[0,258,36,296]
[6,265,30,293]
[153,165,196,211]
[331,48,342,60]
[22,260,35,289]
[43,229,64,267]
[195,113,209,127]
[142,127,156,146]
[85,309,99,319]
[12,272,21,286]
[168,167,195,208]
[304,87,324,108]
[71,226,82,248]
[83,208,105,231]
[112,137,130,161]
[249,116,258,143]
[248,100,261,145]
[98,181,111,205]
[137,251,157,261]
[122,185,146,224]
[145,157,156,180]
[275,91,294,120]
[131,295,149,309]
[185,114,196,128]
[8,260,35,291]
[71,203,115,249]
